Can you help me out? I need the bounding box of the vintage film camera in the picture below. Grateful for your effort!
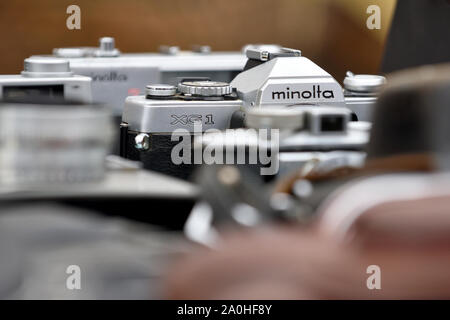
[33,37,248,117]
[119,47,377,180]
[0,57,92,103]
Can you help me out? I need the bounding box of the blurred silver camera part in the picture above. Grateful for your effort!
[244,107,304,132]
[34,37,248,116]
[196,106,369,179]
[277,150,366,178]
[343,71,386,121]
[0,99,198,201]
[0,156,198,202]
[0,102,112,186]
[276,106,368,176]
[245,105,354,138]
[0,57,92,103]
[279,106,351,140]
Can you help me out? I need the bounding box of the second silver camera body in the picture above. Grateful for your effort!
[0,57,92,103]
[33,37,247,116]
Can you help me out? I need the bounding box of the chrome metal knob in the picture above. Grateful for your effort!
[94,37,120,57]
[145,84,177,97]
[134,133,150,151]
[21,57,73,78]
[344,71,386,92]
[178,81,232,97]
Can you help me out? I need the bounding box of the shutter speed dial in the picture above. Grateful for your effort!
[178,81,232,97]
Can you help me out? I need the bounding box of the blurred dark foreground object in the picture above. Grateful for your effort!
[166,172,450,299]
[382,0,450,73]
[0,203,192,299]
[165,63,450,299]
[166,232,450,299]
[368,63,450,165]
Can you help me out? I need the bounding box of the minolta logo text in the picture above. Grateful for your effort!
[89,72,128,82]
[271,85,335,101]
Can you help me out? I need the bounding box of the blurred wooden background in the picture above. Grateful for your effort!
[0,0,396,80]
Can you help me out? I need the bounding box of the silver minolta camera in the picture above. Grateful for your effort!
[33,37,247,116]
[230,47,386,121]
[120,47,373,180]
[0,57,92,103]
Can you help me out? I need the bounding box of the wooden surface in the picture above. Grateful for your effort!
[0,0,395,79]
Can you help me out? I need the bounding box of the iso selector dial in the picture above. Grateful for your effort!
[178,81,232,97]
